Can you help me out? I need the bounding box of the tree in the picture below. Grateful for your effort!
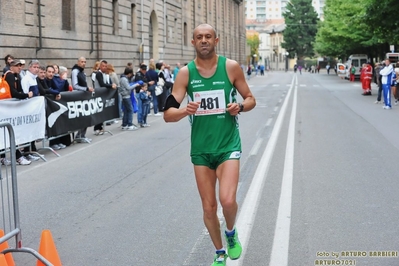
[246,31,260,64]
[282,0,319,59]
[364,0,399,45]
[314,0,385,60]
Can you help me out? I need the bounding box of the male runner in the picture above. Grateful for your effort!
[163,23,256,265]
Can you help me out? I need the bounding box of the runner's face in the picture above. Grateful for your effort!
[192,26,218,57]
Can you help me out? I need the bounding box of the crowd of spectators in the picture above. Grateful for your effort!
[0,54,181,166]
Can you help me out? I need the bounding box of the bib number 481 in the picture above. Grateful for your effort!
[200,97,219,110]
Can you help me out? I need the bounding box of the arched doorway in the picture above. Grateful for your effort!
[148,11,159,62]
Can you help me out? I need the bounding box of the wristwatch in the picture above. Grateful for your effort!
[238,103,244,114]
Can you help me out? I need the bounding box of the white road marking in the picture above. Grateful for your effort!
[266,118,273,127]
[228,75,296,266]
[269,79,298,266]
[249,138,263,156]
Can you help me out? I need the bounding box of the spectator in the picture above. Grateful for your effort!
[2,54,14,74]
[173,62,181,82]
[38,65,60,97]
[46,65,72,149]
[52,66,70,93]
[91,61,100,87]
[350,64,356,82]
[156,62,166,112]
[393,62,399,105]
[119,67,141,130]
[107,63,122,120]
[124,62,134,82]
[20,59,42,161]
[94,60,117,135]
[145,63,160,116]
[163,63,173,96]
[361,62,372,95]
[19,59,26,79]
[374,62,383,104]
[134,64,149,126]
[246,64,252,80]
[5,60,33,99]
[380,58,394,109]
[2,60,33,165]
[52,64,59,75]
[138,83,151,127]
[71,57,94,143]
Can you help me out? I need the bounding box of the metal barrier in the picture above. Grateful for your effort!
[0,122,53,265]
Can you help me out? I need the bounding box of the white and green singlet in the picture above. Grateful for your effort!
[187,56,241,156]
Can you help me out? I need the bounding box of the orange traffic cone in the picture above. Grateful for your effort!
[0,254,8,266]
[0,230,15,266]
[37,230,62,266]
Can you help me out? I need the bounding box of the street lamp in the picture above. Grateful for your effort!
[285,52,289,72]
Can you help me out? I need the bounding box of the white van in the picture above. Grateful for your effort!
[345,54,368,79]
[386,53,399,64]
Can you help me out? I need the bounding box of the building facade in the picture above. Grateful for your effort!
[0,0,246,75]
[245,0,325,21]
[245,0,324,70]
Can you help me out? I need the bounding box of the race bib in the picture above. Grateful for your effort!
[194,89,226,116]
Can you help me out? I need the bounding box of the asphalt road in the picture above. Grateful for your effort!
[5,70,399,266]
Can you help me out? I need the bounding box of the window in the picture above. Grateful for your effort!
[62,0,73,31]
[174,18,177,43]
[112,0,119,35]
[131,4,137,38]
[166,15,169,42]
[183,22,188,46]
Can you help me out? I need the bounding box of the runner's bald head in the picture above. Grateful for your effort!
[193,24,217,39]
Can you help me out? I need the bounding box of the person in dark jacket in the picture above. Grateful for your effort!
[93,60,117,135]
[37,65,61,97]
[5,60,33,99]
[71,57,94,142]
[145,63,160,116]
[2,54,14,74]
[1,61,33,165]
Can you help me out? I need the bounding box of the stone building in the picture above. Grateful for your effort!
[0,0,246,75]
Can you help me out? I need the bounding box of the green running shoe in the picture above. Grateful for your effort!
[225,228,242,260]
[211,250,227,266]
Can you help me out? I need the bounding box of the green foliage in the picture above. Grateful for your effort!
[314,0,373,58]
[246,33,260,57]
[364,0,399,44]
[282,0,319,59]
[315,0,399,59]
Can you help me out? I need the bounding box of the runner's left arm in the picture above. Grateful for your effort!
[226,59,256,116]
